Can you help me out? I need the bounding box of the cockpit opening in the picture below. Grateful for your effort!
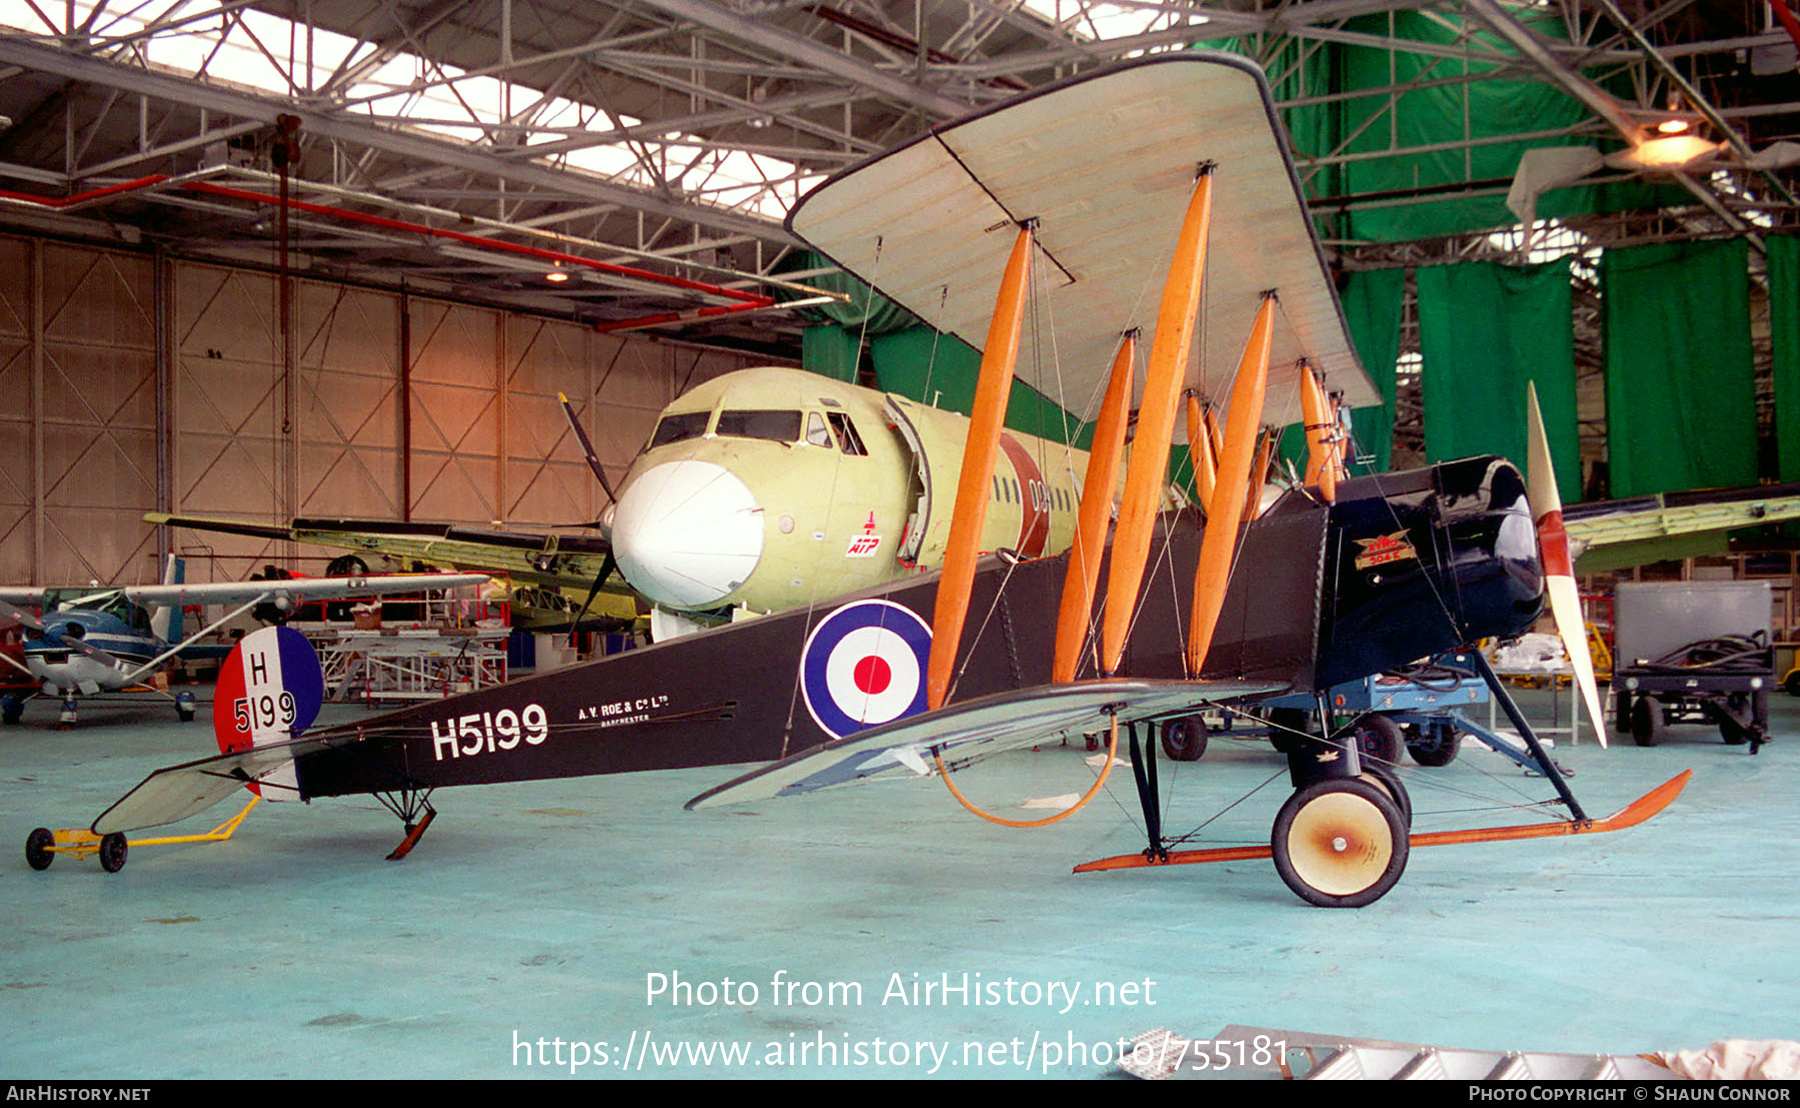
[715,410,802,443]
[827,412,868,456]
[649,411,710,449]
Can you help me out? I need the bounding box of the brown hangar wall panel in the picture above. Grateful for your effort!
[297,282,404,522]
[406,299,503,524]
[504,316,600,528]
[37,242,158,586]
[0,230,771,587]
[0,236,30,583]
[174,262,290,529]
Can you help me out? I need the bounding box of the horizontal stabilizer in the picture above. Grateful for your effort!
[687,677,1283,810]
[92,727,371,835]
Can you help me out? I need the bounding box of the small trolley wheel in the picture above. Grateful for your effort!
[1406,723,1461,767]
[1717,694,1750,746]
[1271,778,1409,908]
[98,832,127,873]
[1160,715,1209,762]
[1630,696,1664,747]
[1359,760,1413,829]
[25,827,54,870]
[1349,713,1404,766]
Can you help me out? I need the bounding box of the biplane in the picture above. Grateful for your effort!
[35,55,1687,907]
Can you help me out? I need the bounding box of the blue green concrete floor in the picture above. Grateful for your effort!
[1,687,1795,1079]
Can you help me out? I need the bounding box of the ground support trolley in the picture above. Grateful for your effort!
[1615,667,1770,752]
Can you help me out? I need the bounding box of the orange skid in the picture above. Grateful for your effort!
[1072,771,1691,874]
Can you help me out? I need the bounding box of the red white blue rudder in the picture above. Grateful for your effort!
[212,625,326,799]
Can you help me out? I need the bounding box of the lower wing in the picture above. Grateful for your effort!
[686,677,1286,810]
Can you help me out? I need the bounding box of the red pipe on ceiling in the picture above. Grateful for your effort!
[181,180,774,308]
[0,172,780,329]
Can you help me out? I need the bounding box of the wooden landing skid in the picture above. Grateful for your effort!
[1072,770,1692,874]
[386,808,436,861]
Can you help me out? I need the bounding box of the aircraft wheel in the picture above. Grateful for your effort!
[1,695,21,725]
[25,827,53,870]
[1717,694,1750,745]
[1349,713,1404,766]
[1359,761,1412,829]
[1630,696,1664,747]
[1271,778,1409,909]
[325,555,370,577]
[1784,670,1800,697]
[1160,715,1208,762]
[1265,707,1309,755]
[98,832,127,874]
[175,692,196,723]
[1405,723,1460,767]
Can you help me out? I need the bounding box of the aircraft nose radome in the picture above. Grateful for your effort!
[611,460,764,610]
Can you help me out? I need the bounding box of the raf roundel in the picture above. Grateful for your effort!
[800,600,933,739]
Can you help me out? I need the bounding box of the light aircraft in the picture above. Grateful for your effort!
[0,558,489,724]
[39,56,1687,908]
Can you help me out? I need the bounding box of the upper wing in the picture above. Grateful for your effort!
[787,54,1373,432]
[687,677,1285,810]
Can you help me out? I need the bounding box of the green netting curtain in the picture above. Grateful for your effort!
[1602,238,1756,497]
[867,326,1085,448]
[1418,258,1580,503]
[1342,268,1406,473]
[773,249,919,382]
[1771,236,1800,482]
[1203,13,1683,244]
[801,324,861,382]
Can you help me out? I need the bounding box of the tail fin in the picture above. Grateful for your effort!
[212,625,325,800]
[150,553,184,643]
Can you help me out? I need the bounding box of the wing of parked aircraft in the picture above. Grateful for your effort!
[1564,483,1800,573]
[143,511,637,630]
[0,570,495,611]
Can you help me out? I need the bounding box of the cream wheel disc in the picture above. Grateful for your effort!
[1272,777,1408,908]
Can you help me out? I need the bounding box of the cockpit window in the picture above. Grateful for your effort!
[649,411,710,448]
[805,412,833,448]
[715,409,802,443]
[46,590,150,633]
[828,412,868,456]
